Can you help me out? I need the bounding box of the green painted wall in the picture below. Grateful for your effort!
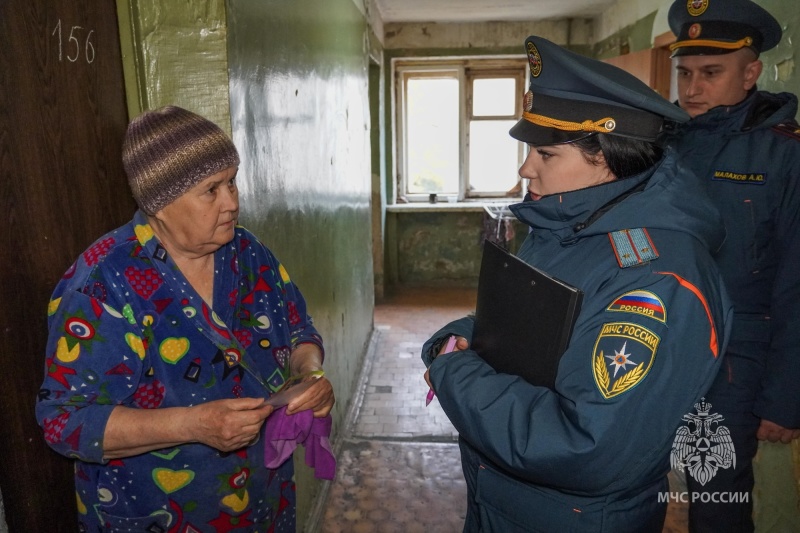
[117,0,233,130]
[225,1,374,527]
[757,0,800,102]
[117,0,375,528]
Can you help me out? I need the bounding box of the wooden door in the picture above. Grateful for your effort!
[0,1,134,530]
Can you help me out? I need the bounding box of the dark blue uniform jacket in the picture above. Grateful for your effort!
[663,90,800,428]
[422,149,733,532]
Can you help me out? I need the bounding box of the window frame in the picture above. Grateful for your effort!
[393,56,527,203]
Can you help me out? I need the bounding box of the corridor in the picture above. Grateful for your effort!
[315,287,689,532]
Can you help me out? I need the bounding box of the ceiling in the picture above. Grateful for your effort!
[373,0,620,23]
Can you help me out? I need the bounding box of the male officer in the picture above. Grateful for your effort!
[664,1,800,531]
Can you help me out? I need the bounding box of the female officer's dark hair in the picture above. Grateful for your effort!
[571,133,664,180]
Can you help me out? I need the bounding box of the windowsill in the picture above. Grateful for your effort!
[386,200,520,214]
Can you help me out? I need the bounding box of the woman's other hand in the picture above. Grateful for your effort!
[286,375,335,417]
[285,342,335,417]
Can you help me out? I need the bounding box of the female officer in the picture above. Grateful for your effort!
[422,36,733,532]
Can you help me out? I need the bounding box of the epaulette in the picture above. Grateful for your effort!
[608,228,659,268]
[771,122,800,141]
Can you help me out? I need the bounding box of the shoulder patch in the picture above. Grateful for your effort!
[608,228,659,268]
[772,122,800,141]
[606,290,666,323]
[593,322,659,399]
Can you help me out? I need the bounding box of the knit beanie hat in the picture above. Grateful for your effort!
[122,105,240,214]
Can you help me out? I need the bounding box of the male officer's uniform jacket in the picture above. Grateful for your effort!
[663,90,800,429]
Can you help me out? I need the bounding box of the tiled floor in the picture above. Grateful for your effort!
[317,287,688,532]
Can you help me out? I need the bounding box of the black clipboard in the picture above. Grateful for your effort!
[472,240,583,389]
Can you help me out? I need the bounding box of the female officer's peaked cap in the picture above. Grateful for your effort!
[509,36,689,146]
[668,0,782,57]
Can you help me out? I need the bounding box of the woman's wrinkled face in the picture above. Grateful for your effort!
[519,143,614,200]
[153,166,239,258]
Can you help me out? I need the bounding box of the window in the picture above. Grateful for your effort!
[395,59,527,202]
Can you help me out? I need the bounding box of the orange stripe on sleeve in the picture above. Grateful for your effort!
[655,271,719,358]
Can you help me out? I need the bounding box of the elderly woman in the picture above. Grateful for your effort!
[422,37,733,532]
[36,106,334,532]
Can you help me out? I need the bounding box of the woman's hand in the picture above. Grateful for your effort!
[103,398,273,458]
[191,397,273,452]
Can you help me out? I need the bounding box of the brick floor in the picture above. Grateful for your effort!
[319,287,472,532]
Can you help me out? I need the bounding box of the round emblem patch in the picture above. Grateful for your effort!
[527,41,542,78]
[688,23,702,39]
[687,0,709,17]
[592,322,660,399]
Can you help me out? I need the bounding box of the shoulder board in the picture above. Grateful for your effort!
[771,122,800,141]
[608,228,659,269]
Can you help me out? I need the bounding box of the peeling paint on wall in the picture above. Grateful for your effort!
[773,58,795,84]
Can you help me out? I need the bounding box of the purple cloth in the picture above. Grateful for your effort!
[263,406,336,480]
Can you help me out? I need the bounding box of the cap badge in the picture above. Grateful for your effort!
[687,0,709,17]
[527,41,543,78]
[688,23,702,39]
[523,91,534,112]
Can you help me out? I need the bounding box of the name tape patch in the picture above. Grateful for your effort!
[712,170,766,185]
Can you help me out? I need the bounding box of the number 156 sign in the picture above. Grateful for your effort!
[52,19,95,64]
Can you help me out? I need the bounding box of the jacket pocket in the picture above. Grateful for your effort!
[475,463,602,533]
[741,198,772,273]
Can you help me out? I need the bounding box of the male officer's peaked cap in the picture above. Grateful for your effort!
[668,0,782,57]
[509,36,689,146]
